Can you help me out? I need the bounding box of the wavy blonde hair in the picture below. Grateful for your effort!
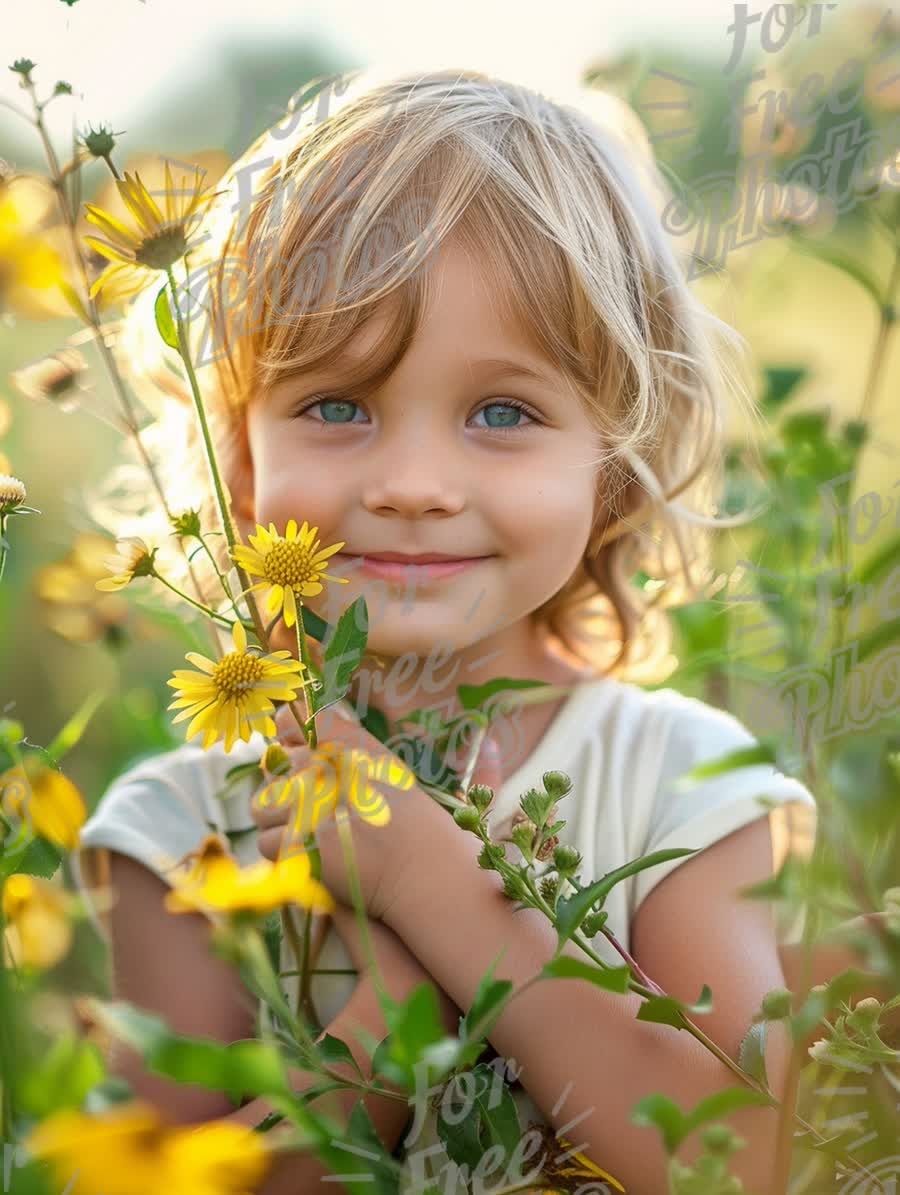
[97,65,764,684]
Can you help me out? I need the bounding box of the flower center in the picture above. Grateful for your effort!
[136,227,189,270]
[212,650,266,703]
[264,541,314,590]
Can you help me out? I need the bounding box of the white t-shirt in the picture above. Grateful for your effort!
[71,676,816,1179]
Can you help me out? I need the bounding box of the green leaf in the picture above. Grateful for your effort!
[15,835,63,880]
[384,983,447,1078]
[154,284,180,349]
[316,1032,364,1080]
[760,365,808,411]
[855,615,900,664]
[672,741,779,789]
[682,1085,775,1135]
[636,985,713,1028]
[540,956,631,992]
[461,958,514,1041]
[17,1033,105,1118]
[437,1062,522,1171]
[319,597,369,706]
[630,1092,687,1153]
[457,677,551,713]
[554,849,698,951]
[44,689,106,765]
[853,532,900,588]
[738,1021,770,1089]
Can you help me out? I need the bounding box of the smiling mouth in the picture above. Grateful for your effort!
[333,553,490,579]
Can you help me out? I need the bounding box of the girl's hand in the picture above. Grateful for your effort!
[251,700,502,921]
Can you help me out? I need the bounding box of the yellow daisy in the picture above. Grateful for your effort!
[0,176,67,318]
[164,837,334,918]
[255,739,417,843]
[231,519,348,630]
[82,161,222,302]
[527,1122,626,1193]
[2,873,76,971]
[95,536,158,591]
[0,756,87,850]
[26,1100,271,1195]
[166,619,309,753]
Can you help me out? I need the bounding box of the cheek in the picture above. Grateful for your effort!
[253,449,344,537]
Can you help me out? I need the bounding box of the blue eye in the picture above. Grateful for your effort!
[290,394,540,434]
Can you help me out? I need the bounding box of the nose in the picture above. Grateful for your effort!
[361,421,466,518]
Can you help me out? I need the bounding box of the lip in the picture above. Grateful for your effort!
[334,553,490,581]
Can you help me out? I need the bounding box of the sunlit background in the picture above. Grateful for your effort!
[2,0,899,866]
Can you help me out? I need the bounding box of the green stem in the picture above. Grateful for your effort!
[859,237,900,422]
[152,571,250,631]
[294,605,318,749]
[0,514,7,585]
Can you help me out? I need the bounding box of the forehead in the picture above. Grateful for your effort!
[328,239,557,381]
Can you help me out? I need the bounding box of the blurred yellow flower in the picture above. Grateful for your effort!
[0,397,11,436]
[231,519,348,630]
[0,756,87,849]
[83,161,222,302]
[0,175,67,319]
[95,536,158,591]
[255,739,417,843]
[8,347,89,411]
[25,1100,271,1195]
[166,619,309,753]
[34,532,131,645]
[2,873,75,971]
[164,833,334,917]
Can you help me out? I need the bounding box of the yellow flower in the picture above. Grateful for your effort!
[527,1122,626,1193]
[256,739,416,843]
[166,619,309,753]
[95,536,158,591]
[164,833,334,917]
[231,519,348,630]
[34,532,131,645]
[83,161,222,302]
[0,176,67,318]
[25,1100,271,1195]
[0,756,87,850]
[2,873,75,971]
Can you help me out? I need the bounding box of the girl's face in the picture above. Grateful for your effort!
[238,238,603,669]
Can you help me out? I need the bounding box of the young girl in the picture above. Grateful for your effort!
[72,65,823,1192]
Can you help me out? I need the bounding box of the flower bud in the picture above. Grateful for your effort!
[453,805,482,833]
[542,770,572,798]
[81,122,117,160]
[477,842,506,870]
[552,844,581,874]
[261,743,291,776]
[702,1124,741,1155]
[761,988,793,1020]
[467,783,494,812]
[581,911,608,937]
[847,997,882,1034]
[501,873,528,901]
[510,821,536,859]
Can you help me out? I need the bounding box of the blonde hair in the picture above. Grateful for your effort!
[97,65,765,684]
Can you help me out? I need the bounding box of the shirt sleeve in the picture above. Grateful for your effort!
[71,745,231,947]
[630,690,818,946]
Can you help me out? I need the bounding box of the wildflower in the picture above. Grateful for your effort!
[8,59,36,80]
[2,873,75,971]
[34,532,131,645]
[170,507,203,539]
[0,755,87,849]
[9,347,88,411]
[526,1121,626,1193]
[82,161,222,302]
[0,397,10,436]
[255,738,415,842]
[95,536,158,591]
[0,473,26,513]
[164,839,334,918]
[166,619,309,753]
[25,1100,271,1195]
[0,174,68,318]
[79,121,120,164]
[230,519,348,630]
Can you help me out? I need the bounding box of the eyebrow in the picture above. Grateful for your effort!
[464,356,558,385]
